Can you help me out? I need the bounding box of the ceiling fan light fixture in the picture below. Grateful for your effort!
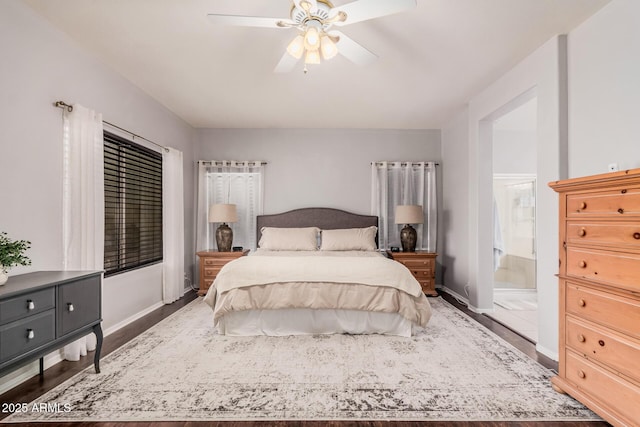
[305,49,321,65]
[286,35,305,59]
[303,26,321,50]
[320,34,338,60]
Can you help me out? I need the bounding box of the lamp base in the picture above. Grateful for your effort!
[400,224,417,252]
[216,223,233,252]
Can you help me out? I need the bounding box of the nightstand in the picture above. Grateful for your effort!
[387,250,438,296]
[196,250,249,296]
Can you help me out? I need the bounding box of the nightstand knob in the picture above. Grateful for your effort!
[578,228,586,237]
[578,370,586,379]
[27,300,35,310]
[27,329,35,340]
[67,303,75,312]
[578,299,586,307]
[579,202,587,210]
[578,260,587,268]
[577,334,585,343]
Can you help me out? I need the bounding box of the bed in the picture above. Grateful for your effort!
[203,208,432,337]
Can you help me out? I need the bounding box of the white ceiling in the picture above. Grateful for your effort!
[24,0,609,129]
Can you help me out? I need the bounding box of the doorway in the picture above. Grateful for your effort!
[488,97,538,343]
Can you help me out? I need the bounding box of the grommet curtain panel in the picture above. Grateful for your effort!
[162,147,185,304]
[371,161,437,251]
[195,161,265,255]
[62,104,104,361]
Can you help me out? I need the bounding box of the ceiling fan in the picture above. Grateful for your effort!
[207,0,417,73]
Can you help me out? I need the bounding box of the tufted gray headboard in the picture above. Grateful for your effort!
[256,208,378,246]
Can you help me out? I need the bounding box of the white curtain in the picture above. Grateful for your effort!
[196,161,265,254]
[371,161,437,251]
[62,104,104,361]
[162,147,185,304]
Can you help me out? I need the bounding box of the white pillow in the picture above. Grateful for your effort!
[258,227,319,251]
[320,226,378,251]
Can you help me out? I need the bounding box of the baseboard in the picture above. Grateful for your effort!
[0,300,165,396]
[439,287,494,314]
[536,342,559,362]
[103,301,165,336]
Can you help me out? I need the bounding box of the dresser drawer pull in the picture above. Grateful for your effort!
[577,334,585,343]
[578,370,586,379]
[578,299,586,307]
[577,228,586,237]
[67,303,75,312]
[598,339,605,347]
[634,232,640,240]
[27,300,35,311]
[578,260,587,268]
[27,329,35,340]
[617,208,624,214]
[579,202,587,210]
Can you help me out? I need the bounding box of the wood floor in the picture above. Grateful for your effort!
[0,290,610,427]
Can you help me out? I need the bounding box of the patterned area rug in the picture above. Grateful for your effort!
[4,298,599,422]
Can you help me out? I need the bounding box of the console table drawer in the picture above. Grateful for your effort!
[0,310,56,363]
[0,288,55,325]
[58,275,101,337]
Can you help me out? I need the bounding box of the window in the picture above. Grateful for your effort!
[104,132,163,276]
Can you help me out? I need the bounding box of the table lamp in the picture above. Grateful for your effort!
[395,205,423,252]
[208,204,238,252]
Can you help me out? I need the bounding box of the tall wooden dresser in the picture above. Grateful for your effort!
[549,169,640,427]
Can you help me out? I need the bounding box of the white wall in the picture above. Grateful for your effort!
[493,130,537,174]
[568,0,640,176]
[441,36,567,360]
[0,1,196,390]
[441,108,470,298]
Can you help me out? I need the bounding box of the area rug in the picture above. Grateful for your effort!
[4,298,599,422]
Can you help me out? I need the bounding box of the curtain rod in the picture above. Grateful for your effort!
[54,101,169,153]
[371,161,440,166]
[199,160,268,166]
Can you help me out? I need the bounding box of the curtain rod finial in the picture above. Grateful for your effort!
[54,101,73,112]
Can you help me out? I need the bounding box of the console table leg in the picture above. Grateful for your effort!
[39,357,44,377]
[93,324,103,374]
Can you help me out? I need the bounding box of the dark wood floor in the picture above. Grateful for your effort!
[0,290,610,427]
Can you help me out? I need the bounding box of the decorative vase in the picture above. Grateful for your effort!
[0,267,7,286]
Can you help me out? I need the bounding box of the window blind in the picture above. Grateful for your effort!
[104,132,163,276]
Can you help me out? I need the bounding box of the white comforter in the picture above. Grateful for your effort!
[203,250,432,328]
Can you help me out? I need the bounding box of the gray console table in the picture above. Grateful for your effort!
[0,271,103,378]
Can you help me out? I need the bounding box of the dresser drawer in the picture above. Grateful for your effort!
[566,316,640,382]
[0,309,56,363]
[566,282,640,338]
[567,247,640,292]
[58,276,101,337]
[567,188,640,217]
[397,258,434,269]
[409,269,433,281]
[567,221,640,249]
[0,288,55,325]
[566,350,640,424]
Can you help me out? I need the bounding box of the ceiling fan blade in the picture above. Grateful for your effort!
[332,31,377,66]
[274,52,300,73]
[207,14,295,29]
[294,0,318,14]
[332,0,416,26]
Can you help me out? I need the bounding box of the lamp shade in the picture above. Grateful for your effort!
[395,205,424,224]
[208,204,238,223]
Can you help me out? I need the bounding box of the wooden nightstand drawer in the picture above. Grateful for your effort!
[197,250,250,296]
[386,251,437,296]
